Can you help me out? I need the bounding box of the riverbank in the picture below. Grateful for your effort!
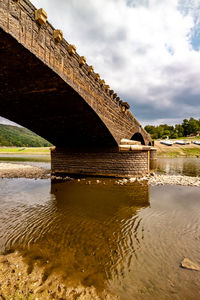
[0,144,200,158]
[0,163,50,179]
[0,147,50,155]
[0,252,118,300]
[0,163,199,187]
[117,174,200,187]
[155,141,200,157]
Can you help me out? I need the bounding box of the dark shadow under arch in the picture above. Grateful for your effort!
[0,28,117,149]
[131,132,145,145]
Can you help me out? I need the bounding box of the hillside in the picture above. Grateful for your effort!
[0,124,52,147]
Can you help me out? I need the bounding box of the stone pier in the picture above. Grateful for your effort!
[51,145,156,178]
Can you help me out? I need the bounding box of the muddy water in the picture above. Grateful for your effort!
[156,157,200,177]
[0,177,199,299]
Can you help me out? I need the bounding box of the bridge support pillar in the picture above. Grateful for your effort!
[51,147,155,178]
[149,147,157,171]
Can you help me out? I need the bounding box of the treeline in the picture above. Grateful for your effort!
[0,124,52,147]
[145,118,200,139]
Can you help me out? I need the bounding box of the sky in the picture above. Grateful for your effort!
[1,0,200,127]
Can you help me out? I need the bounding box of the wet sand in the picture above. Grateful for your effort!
[0,252,118,300]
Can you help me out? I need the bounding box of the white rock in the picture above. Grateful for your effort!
[181,258,200,271]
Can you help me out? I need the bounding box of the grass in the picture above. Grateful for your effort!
[157,151,182,158]
[181,148,200,157]
[155,141,200,158]
[0,147,51,155]
[171,136,200,140]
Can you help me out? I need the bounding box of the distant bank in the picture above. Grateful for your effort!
[0,143,199,158]
[0,124,52,147]
[0,147,50,155]
[155,141,200,157]
[0,124,199,157]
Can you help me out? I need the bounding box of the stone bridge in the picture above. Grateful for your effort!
[0,0,155,177]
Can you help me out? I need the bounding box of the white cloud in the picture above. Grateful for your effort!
[30,0,200,125]
[0,117,20,126]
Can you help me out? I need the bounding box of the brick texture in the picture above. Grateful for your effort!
[51,148,149,177]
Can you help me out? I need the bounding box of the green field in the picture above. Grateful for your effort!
[0,147,50,155]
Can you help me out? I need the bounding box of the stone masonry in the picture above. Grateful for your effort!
[51,147,149,177]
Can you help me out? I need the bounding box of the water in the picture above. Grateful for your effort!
[0,177,199,299]
[156,157,200,177]
[0,156,199,298]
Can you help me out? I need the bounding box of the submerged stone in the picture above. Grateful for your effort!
[181,258,200,271]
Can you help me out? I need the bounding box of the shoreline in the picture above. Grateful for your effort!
[0,145,200,158]
[0,163,50,179]
[0,147,50,155]
[117,174,200,187]
[0,163,199,187]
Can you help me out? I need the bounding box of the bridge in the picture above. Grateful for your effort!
[0,0,155,177]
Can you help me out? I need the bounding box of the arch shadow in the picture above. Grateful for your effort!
[131,132,145,145]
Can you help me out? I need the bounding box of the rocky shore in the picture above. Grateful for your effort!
[117,173,200,187]
[0,163,50,179]
[0,252,118,300]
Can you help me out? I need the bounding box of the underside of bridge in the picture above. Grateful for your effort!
[0,28,117,148]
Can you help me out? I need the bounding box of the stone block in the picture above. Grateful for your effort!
[105,85,110,91]
[100,79,105,86]
[121,139,141,145]
[79,56,86,66]
[94,73,100,80]
[119,145,131,151]
[54,29,63,43]
[35,8,47,26]
[0,5,8,31]
[87,65,94,74]
[68,44,76,55]
[9,14,20,39]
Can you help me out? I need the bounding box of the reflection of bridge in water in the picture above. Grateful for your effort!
[1,179,149,290]
[0,0,155,176]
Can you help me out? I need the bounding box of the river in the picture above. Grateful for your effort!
[0,156,199,299]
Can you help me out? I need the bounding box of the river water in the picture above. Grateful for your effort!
[0,156,199,299]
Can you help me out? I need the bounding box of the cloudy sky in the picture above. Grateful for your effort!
[1,0,200,126]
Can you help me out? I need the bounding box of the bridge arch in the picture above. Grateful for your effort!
[0,28,118,148]
[131,132,145,145]
[0,0,152,149]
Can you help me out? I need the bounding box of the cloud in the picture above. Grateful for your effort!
[2,0,200,127]
[0,117,20,126]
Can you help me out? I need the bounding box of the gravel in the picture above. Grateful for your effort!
[117,173,200,187]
